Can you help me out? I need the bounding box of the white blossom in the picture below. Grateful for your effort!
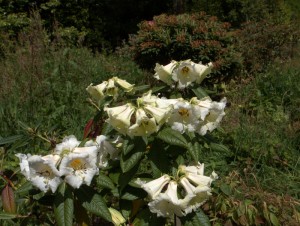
[140,175,171,199]
[54,135,80,155]
[154,61,177,85]
[16,153,62,193]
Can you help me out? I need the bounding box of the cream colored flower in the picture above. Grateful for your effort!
[137,90,159,106]
[190,96,212,121]
[195,62,214,84]
[140,175,171,199]
[143,104,173,125]
[105,103,135,135]
[109,207,126,226]
[114,77,134,92]
[148,181,193,217]
[197,98,227,135]
[16,153,62,193]
[179,177,211,214]
[85,135,121,168]
[59,146,98,189]
[166,99,199,133]
[172,60,198,89]
[86,82,108,102]
[54,135,81,155]
[154,61,177,85]
[128,108,158,137]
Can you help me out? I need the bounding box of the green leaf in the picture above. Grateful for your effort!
[120,151,144,173]
[210,143,230,154]
[157,128,188,148]
[182,209,211,226]
[187,142,201,162]
[54,182,74,226]
[15,181,32,196]
[122,139,135,156]
[75,186,112,223]
[0,135,23,145]
[192,87,209,99]
[133,85,150,92]
[96,173,115,190]
[269,213,280,226]
[0,212,18,219]
[132,208,165,226]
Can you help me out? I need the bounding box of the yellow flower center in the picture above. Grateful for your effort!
[181,66,190,75]
[178,108,189,117]
[69,158,86,170]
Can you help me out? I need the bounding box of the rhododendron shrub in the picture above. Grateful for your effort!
[14,59,227,225]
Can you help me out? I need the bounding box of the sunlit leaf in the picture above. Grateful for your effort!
[120,151,144,173]
[75,186,112,223]
[96,173,115,190]
[182,210,211,226]
[54,182,74,226]
[157,128,188,148]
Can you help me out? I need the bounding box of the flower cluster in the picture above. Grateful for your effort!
[137,162,217,217]
[86,76,134,102]
[154,59,213,89]
[16,135,121,192]
[105,90,226,136]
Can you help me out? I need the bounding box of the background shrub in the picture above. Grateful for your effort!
[236,20,300,74]
[120,12,241,83]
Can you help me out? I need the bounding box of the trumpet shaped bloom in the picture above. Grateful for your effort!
[143,104,173,126]
[128,108,158,137]
[154,61,177,85]
[172,60,198,89]
[59,146,98,189]
[140,175,171,199]
[195,62,214,84]
[86,77,134,101]
[109,207,126,226]
[148,181,193,217]
[54,135,81,155]
[85,135,121,168]
[86,81,108,102]
[16,153,62,193]
[190,97,212,121]
[105,103,135,135]
[197,98,227,135]
[167,99,199,133]
[179,177,211,214]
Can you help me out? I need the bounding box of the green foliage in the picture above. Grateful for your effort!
[186,0,295,26]
[120,12,241,82]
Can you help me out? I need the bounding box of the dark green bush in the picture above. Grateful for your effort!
[119,12,241,82]
[236,20,300,73]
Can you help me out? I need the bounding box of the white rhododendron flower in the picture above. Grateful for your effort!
[154,61,177,85]
[197,98,227,135]
[190,97,212,120]
[86,81,107,102]
[180,177,211,214]
[59,146,98,189]
[143,104,173,125]
[138,90,159,106]
[16,153,62,193]
[128,108,158,137]
[172,60,199,89]
[180,162,216,188]
[54,135,81,155]
[86,77,134,101]
[167,99,199,133]
[105,103,135,135]
[140,175,171,199]
[85,135,121,168]
[109,207,126,226]
[172,60,214,89]
[148,181,193,217]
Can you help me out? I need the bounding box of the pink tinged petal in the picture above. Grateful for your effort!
[141,175,170,199]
